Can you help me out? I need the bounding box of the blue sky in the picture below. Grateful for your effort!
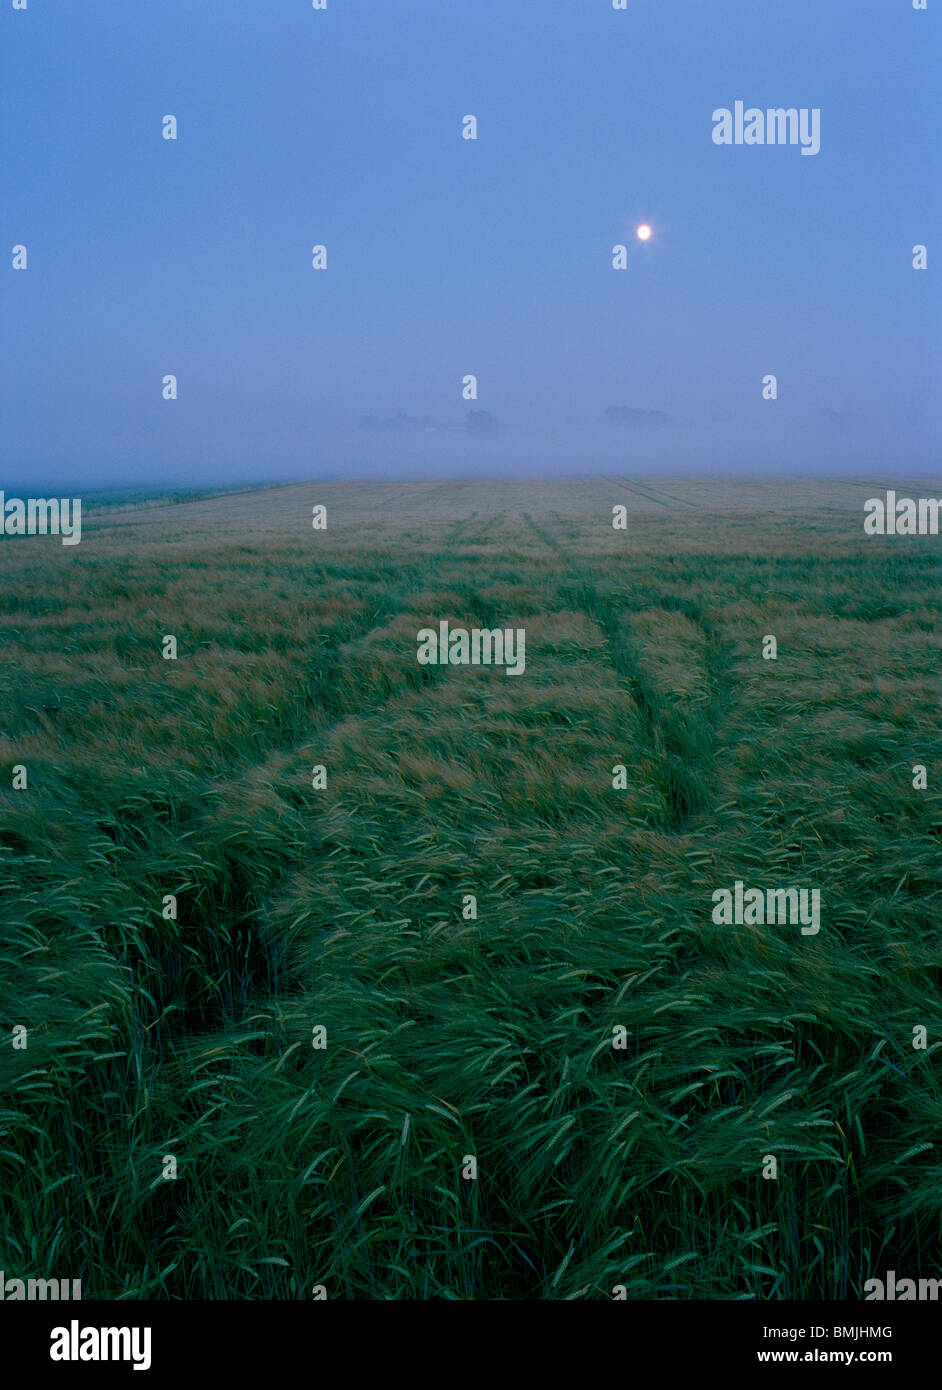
[2,0,938,489]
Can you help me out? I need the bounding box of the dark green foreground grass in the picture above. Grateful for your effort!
[1,489,941,1298]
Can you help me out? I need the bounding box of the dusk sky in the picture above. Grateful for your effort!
[2,0,938,490]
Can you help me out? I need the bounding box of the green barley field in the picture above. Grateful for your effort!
[1,476,940,1300]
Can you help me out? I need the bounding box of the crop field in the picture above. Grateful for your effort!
[1,476,940,1300]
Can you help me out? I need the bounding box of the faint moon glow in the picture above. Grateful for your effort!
[636,224,653,241]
